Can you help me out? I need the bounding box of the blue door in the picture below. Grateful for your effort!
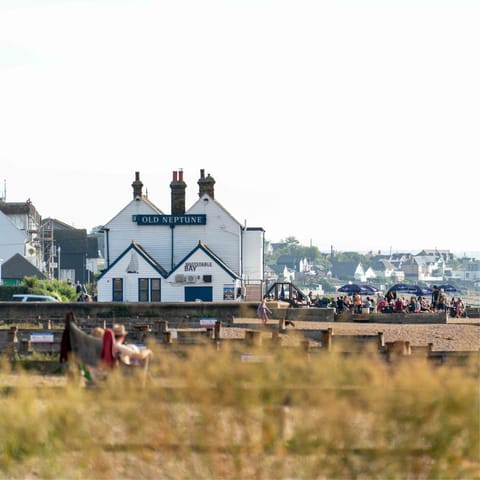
[185,286,213,302]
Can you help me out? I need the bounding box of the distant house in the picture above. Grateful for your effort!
[417,249,453,262]
[1,253,46,286]
[96,170,264,302]
[455,258,480,283]
[264,264,278,286]
[371,259,396,279]
[0,210,27,264]
[269,264,295,283]
[401,255,444,282]
[331,260,366,282]
[364,266,377,281]
[41,218,99,285]
[276,255,313,274]
[0,199,42,269]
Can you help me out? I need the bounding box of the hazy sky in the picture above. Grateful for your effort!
[1,0,478,255]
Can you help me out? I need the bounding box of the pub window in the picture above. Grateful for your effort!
[151,278,161,302]
[112,278,123,302]
[139,278,149,302]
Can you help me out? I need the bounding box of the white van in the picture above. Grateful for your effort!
[11,294,60,302]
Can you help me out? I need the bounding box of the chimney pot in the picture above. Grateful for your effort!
[198,169,215,199]
[132,171,143,199]
[170,169,186,214]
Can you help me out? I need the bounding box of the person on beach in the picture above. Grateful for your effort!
[437,288,447,312]
[257,296,272,324]
[353,293,362,314]
[112,324,153,365]
[431,286,439,311]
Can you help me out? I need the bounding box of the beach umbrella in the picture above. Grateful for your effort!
[438,284,458,293]
[418,285,433,296]
[387,283,432,297]
[338,284,378,295]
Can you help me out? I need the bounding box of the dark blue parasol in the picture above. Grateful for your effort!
[387,283,432,297]
[338,284,378,295]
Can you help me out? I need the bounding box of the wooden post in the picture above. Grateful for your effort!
[163,331,173,344]
[377,332,385,351]
[321,328,332,352]
[214,320,222,341]
[271,331,282,347]
[301,339,311,361]
[8,326,19,359]
[301,339,310,353]
[386,340,411,361]
[278,318,286,333]
[246,330,262,347]
[158,321,169,333]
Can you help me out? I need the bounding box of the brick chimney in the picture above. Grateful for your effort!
[132,171,143,199]
[197,169,215,199]
[170,169,186,214]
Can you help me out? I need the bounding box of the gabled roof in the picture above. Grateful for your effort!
[371,259,395,271]
[2,253,46,280]
[276,255,308,269]
[102,197,164,229]
[187,193,242,228]
[268,264,289,275]
[331,260,363,277]
[55,229,88,253]
[0,200,41,222]
[42,217,77,231]
[418,249,450,256]
[412,255,438,265]
[169,241,240,280]
[97,241,168,280]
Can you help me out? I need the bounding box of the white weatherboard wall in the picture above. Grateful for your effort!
[97,250,162,302]
[184,195,242,274]
[0,211,27,262]
[104,196,243,276]
[98,172,264,302]
[104,199,170,268]
[162,248,239,302]
[242,228,264,282]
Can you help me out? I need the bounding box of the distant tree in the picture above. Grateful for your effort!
[23,276,77,302]
[266,237,324,264]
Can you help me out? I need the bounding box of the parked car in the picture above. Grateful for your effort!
[10,294,60,302]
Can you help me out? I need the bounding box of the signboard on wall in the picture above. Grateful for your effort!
[132,214,206,226]
[223,286,234,300]
[30,333,54,343]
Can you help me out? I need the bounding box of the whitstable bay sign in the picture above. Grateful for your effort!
[132,214,207,226]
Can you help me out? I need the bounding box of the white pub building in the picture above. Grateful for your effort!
[97,170,265,302]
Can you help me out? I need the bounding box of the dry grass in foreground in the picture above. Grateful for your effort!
[0,341,479,480]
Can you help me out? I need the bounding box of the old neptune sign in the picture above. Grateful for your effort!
[133,214,207,226]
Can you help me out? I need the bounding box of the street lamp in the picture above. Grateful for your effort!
[0,258,4,286]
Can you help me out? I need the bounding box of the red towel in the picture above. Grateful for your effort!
[100,329,117,368]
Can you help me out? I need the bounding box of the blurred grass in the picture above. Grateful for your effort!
[0,341,479,480]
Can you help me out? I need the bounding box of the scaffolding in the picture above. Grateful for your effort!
[38,219,55,279]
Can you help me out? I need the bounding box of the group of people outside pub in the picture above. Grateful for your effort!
[258,285,467,321]
[334,286,466,317]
